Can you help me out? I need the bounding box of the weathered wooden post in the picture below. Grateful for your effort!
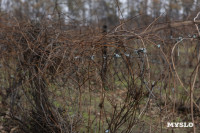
[101,25,108,90]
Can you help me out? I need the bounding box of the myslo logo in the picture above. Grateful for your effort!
[167,122,193,128]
